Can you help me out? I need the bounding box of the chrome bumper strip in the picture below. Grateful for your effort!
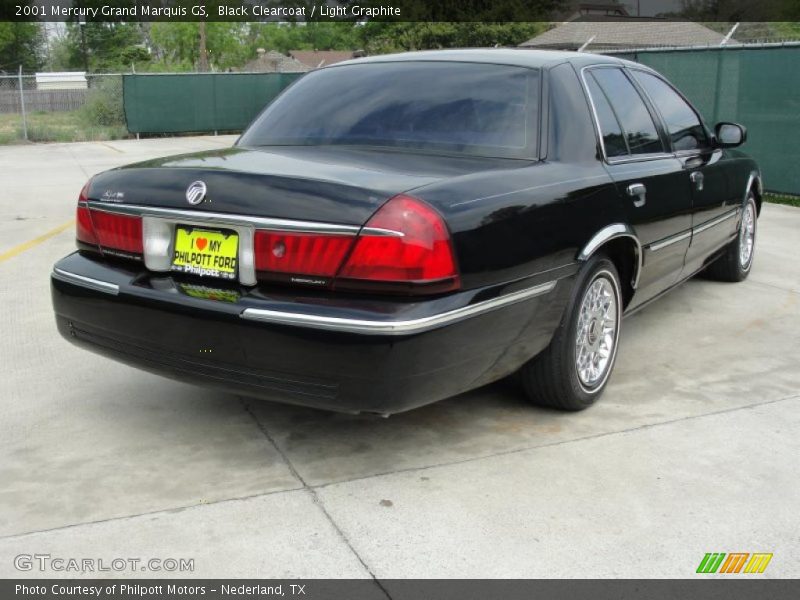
[52,268,120,295]
[240,280,558,335]
[693,208,738,234]
[648,230,692,252]
[648,208,739,252]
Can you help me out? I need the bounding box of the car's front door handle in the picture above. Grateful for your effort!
[690,171,704,191]
[627,183,646,207]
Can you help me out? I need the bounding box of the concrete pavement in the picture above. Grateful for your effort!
[0,137,798,579]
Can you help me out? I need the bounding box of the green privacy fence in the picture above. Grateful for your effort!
[123,72,303,135]
[610,44,800,195]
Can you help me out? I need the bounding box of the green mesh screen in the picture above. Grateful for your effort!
[616,46,800,195]
[123,50,798,194]
[123,72,303,136]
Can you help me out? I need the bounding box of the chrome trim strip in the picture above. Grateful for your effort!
[52,268,120,295]
[578,223,642,289]
[648,230,692,252]
[361,227,404,237]
[649,208,738,251]
[605,153,674,165]
[87,202,361,235]
[240,281,558,335]
[693,208,737,234]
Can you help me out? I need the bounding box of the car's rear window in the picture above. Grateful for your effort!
[238,61,540,159]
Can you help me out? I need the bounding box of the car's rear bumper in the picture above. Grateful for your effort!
[51,252,574,413]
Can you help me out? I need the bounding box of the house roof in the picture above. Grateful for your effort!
[520,20,731,50]
[288,50,359,69]
[240,50,309,73]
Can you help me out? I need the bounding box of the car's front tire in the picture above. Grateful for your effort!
[520,255,622,411]
[704,192,758,282]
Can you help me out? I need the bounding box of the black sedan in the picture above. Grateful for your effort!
[51,49,761,414]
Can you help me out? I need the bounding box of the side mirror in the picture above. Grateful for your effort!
[715,122,747,148]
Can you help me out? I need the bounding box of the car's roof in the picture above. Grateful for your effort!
[331,48,636,70]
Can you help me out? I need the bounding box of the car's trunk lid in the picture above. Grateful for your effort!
[88,146,520,225]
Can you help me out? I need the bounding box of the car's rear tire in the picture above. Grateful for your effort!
[520,255,622,411]
[703,192,758,282]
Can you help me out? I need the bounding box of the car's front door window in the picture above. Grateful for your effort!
[630,70,709,152]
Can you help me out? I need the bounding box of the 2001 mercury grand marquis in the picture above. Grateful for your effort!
[51,49,761,414]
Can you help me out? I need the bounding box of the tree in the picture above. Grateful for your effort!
[150,23,251,71]
[0,22,45,73]
[356,22,549,54]
[51,22,150,72]
[245,22,360,54]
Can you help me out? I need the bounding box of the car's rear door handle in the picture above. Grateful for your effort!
[690,171,704,191]
[627,183,646,207]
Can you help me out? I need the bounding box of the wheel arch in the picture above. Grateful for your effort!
[577,224,641,308]
[748,170,763,215]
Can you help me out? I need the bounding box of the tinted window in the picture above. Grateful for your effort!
[239,62,539,159]
[631,70,708,151]
[585,74,628,157]
[589,68,664,156]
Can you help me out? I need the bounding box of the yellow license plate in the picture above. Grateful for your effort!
[172,227,238,280]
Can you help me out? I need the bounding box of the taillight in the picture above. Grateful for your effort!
[76,180,98,247]
[75,178,143,257]
[254,231,354,279]
[92,211,143,255]
[336,194,460,294]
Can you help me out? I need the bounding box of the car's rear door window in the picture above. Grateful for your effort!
[630,70,709,152]
[239,62,540,159]
[585,74,628,157]
[588,67,664,157]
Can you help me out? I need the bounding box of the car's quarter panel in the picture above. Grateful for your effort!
[414,161,612,291]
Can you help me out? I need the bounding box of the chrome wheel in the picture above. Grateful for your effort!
[739,200,756,269]
[575,274,618,388]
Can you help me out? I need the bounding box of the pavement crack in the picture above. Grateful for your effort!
[313,392,800,490]
[0,486,304,542]
[65,144,91,179]
[240,398,393,599]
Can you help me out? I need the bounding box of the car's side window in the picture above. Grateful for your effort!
[585,74,628,157]
[630,70,709,152]
[589,68,664,157]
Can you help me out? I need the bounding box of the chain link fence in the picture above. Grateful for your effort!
[0,73,125,144]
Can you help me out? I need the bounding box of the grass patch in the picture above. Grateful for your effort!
[764,192,800,208]
[0,111,130,144]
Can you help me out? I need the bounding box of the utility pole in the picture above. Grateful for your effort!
[198,22,209,72]
[18,65,28,141]
[79,17,89,73]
